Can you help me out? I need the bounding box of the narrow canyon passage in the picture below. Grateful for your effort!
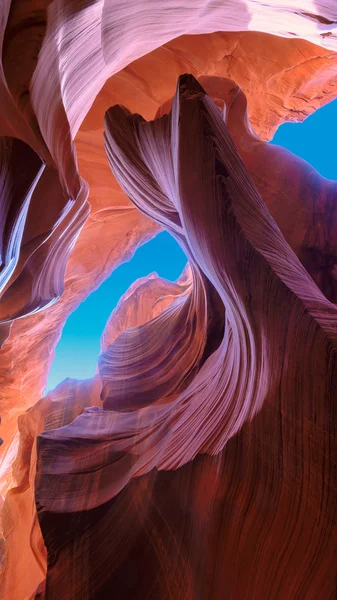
[1,3,337,599]
[34,75,337,598]
[46,96,337,394]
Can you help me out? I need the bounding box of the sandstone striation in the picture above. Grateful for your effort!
[1,271,188,599]
[2,28,337,480]
[1,2,337,461]
[32,74,337,599]
[0,1,337,598]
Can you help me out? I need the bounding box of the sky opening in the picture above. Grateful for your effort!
[45,231,187,392]
[45,98,337,393]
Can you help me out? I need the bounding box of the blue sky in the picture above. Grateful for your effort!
[271,99,337,180]
[45,98,337,393]
[45,231,187,391]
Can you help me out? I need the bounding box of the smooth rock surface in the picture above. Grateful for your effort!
[1,2,337,597]
[33,75,337,599]
[2,29,337,481]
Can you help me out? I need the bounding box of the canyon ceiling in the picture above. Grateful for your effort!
[1,1,337,599]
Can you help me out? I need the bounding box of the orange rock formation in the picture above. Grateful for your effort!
[1,1,337,598]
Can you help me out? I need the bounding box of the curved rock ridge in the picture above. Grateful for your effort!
[169,75,337,303]
[100,264,192,353]
[99,265,208,411]
[6,59,337,594]
[0,1,337,329]
[32,76,337,599]
[3,29,337,489]
[3,66,336,599]
[0,6,336,594]
[0,376,102,600]
[0,139,43,305]
[0,269,189,599]
[0,0,91,329]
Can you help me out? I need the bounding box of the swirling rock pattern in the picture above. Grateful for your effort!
[0,270,188,599]
[1,376,102,600]
[32,75,337,599]
[2,0,335,326]
[1,2,337,598]
[2,11,337,474]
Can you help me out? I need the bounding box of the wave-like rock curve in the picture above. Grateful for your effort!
[2,22,337,474]
[32,76,337,598]
[1,2,337,596]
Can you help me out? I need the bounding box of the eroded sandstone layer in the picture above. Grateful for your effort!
[1,1,337,599]
[32,75,337,599]
[1,3,337,475]
[2,18,337,497]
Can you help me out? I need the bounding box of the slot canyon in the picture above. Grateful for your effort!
[0,1,337,598]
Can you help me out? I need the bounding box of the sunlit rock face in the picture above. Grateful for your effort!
[1,271,189,599]
[1,2,337,476]
[31,74,337,599]
[1,1,337,598]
